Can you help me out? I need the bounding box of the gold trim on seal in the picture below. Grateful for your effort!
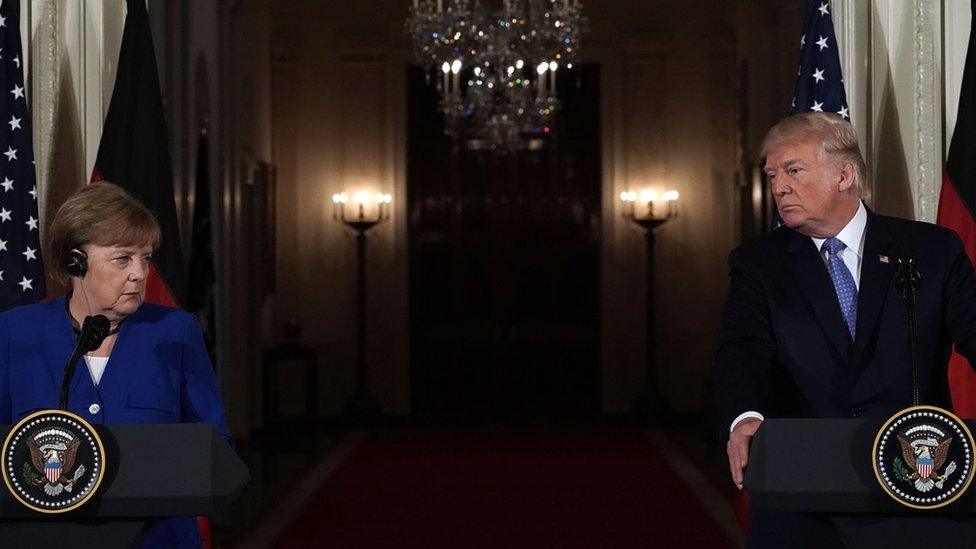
[871,405,976,510]
[1,409,107,514]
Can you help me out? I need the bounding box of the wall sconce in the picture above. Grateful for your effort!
[332,191,392,230]
[329,189,393,420]
[618,187,680,421]
[619,188,679,223]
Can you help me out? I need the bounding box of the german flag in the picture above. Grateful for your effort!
[91,0,184,307]
[938,0,976,418]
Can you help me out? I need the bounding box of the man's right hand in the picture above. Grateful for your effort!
[727,417,762,490]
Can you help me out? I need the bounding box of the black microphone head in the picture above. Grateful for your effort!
[81,315,111,353]
[892,241,922,301]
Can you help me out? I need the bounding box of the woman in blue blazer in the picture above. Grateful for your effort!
[0,182,231,547]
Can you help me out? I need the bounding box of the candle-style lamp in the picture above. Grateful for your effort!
[331,190,393,420]
[620,188,679,421]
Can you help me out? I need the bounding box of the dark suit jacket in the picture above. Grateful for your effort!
[714,210,976,435]
[713,210,976,546]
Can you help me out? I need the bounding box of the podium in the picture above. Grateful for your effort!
[0,423,249,546]
[745,418,976,512]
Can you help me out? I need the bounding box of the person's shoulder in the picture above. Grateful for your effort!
[872,214,958,245]
[0,296,63,325]
[135,302,196,328]
[729,225,792,263]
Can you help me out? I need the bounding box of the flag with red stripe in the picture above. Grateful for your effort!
[938,0,976,419]
[92,0,184,307]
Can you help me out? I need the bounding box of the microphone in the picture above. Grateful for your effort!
[59,315,111,410]
[893,251,922,407]
[894,256,922,302]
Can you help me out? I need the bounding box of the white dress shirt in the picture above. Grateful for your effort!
[84,355,110,386]
[730,202,867,432]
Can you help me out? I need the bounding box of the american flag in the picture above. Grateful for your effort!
[0,0,44,310]
[791,0,849,119]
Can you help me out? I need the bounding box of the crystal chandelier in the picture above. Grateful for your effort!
[406,0,584,151]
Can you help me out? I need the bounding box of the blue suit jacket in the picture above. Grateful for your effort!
[0,295,231,547]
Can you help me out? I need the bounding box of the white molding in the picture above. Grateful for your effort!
[31,0,57,223]
[913,0,941,222]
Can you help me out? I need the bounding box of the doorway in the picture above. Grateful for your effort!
[407,65,602,421]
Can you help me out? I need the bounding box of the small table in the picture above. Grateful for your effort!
[262,341,318,426]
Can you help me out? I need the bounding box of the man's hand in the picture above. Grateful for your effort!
[727,417,762,490]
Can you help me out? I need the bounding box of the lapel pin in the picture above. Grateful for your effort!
[879,255,889,264]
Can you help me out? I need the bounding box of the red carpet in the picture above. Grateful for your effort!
[271,430,738,548]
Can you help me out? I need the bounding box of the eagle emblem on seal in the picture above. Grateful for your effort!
[24,429,87,496]
[895,426,957,493]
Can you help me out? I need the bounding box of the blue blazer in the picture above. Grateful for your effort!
[0,295,231,548]
[0,295,230,438]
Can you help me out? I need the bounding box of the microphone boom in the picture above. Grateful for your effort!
[58,315,111,411]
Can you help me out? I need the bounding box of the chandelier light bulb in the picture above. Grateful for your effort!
[354,191,371,205]
[619,191,636,202]
[441,62,451,74]
[451,59,462,74]
[536,62,548,75]
[332,193,348,204]
[639,190,657,203]
[663,190,680,202]
[549,60,558,72]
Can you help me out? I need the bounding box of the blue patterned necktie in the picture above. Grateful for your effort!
[823,237,857,339]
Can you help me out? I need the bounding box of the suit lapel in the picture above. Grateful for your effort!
[851,213,895,369]
[785,230,853,361]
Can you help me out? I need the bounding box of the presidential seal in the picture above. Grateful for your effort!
[1,410,106,513]
[872,405,975,510]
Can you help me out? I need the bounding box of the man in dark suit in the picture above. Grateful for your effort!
[714,112,976,548]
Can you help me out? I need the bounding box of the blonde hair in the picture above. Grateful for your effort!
[760,112,867,196]
[46,182,162,285]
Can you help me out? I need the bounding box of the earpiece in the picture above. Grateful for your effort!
[65,248,88,278]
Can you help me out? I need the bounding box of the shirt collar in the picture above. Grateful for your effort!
[810,201,867,256]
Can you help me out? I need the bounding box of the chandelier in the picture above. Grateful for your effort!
[406,0,584,151]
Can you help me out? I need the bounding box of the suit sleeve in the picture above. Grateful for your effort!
[180,314,232,444]
[943,230,976,363]
[713,248,776,438]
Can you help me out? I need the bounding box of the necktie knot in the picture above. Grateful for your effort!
[823,237,846,256]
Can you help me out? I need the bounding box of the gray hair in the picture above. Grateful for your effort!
[759,112,867,197]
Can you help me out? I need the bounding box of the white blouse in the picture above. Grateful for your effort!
[84,355,110,386]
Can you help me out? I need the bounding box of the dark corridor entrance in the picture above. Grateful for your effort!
[407,65,602,421]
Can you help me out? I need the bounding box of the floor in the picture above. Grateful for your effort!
[214,417,744,548]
